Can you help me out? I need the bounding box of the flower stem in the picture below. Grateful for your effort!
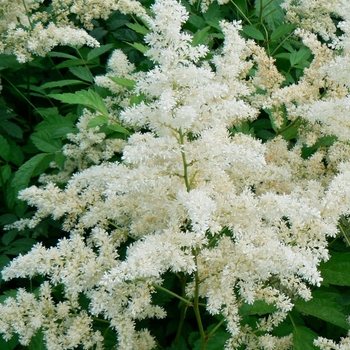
[178,129,191,192]
[193,253,206,350]
[174,274,189,343]
[153,283,192,306]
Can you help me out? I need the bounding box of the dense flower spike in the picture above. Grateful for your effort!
[1,0,350,349]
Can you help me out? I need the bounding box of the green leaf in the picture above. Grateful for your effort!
[0,164,11,184]
[5,238,38,255]
[194,331,230,350]
[293,325,319,350]
[320,252,350,286]
[126,22,150,35]
[31,130,62,153]
[290,48,311,67]
[41,79,87,90]
[255,0,284,31]
[0,214,17,226]
[55,59,86,69]
[0,333,19,350]
[2,231,17,246]
[28,329,45,350]
[69,66,94,83]
[0,254,11,272]
[166,336,189,350]
[87,115,109,129]
[274,52,291,60]
[126,42,149,54]
[295,292,350,329]
[280,124,298,140]
[47,52,77,59]
[239,300,277,316]
[130,93,146,106]
[0,54,22,70]
[192,26,211,46]
[87,44,114,62]
[11,153,55,193]
[242,25,265,41]
[107,124,131,135]
[108,77,136,89]
[270,23,296,41]
[35,115,75,133]
[0,135,10,162]
[0,120,23,139]
[49,90,109,116]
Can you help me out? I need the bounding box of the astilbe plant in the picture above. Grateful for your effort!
[2,0,350,349]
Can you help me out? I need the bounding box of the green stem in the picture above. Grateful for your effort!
[270,32,294,57]
[174,274,189,343]
[230,0,252,25]
[153,284,192,306]
[339,223,350,246]
[193,253,206,350]
[92,317,110,324]
[2,75,44,118]
[206,318,226,339]
[21,0,33,30]
[277,116,301,136]
[178,129,191,192]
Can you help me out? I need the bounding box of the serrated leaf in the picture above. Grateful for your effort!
[11,153,55,193]
[280,125,298,140]
[28,329,45,350]
[2,231,17,246]
[274,52,291,60]
[194,331,230,350]
[255,0,284,31]
[49,90,109,116]
[35,115,75,133]
[270,23,296,41]
[295,294,350,329]
[0,332,18,350]
[87,115,109,129]
[108,77,136,89]
[239,300,277,316]
[126,22,150,35]
[41,79,87,90]
[290,48,311,67]
[1,164,11,184]
[242,25,265,40]
[192,26,211,46]
[31,130,62,153]
[0,254,11,272]
[320,252,350,286]
[0,214,17,226]
[126,42,149,54]
[52,126,77,138]
[35,107,60,118]
[0,53,22,70]
[107,124,131,135]
[55,59,86,69]
[0,135,10,161]
[293,325,318,350]
[130,93,146,106]
[69,66,94,83]
[87,44,114,62]
[47,52,77,59]
[203,2,222,23]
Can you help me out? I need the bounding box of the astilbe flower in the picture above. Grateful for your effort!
[0,0,147,62]
[2,0,350,349]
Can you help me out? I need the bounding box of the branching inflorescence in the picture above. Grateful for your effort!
[1,0,350,349]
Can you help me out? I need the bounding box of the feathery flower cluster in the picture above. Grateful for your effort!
[2,0,350,349]
[0,0,147,62]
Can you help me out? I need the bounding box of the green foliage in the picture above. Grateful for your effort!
[1,1,350,350]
